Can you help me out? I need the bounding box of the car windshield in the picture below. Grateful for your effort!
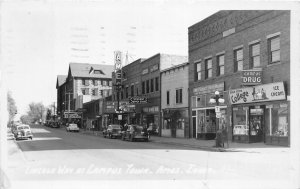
[23,126,30,130]
[69,124,77,127]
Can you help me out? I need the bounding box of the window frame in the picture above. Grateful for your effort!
[195,61,202,81]
[250,43,261,68]
[234,48,243,72]
[205,58,212,79]
[155,77,159,91]
[217,54,225,76]
[176,88,183,104]
[142,81,145,94]
[166,91,170,105]
[268,35,280,64]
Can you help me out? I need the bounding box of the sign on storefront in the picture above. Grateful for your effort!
[193,82,224,95]
[229,82,286,104]
[129,97,148,104]
[64,112,81,119]
[242,69,262,85]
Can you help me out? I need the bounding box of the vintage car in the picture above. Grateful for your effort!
[121,125,149,142]
[103,124,122,139]
[12,124,33,140]
[66,123,80,132]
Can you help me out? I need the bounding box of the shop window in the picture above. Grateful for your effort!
[250,43,260,68]
[266,104,288,136]
[234,48,243,72]
[217,54,225,76]
[233,107,249,135]
[177,119,185,130]
[268,36,280,64]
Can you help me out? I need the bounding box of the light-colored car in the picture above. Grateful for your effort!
[103,124,122,138]
[121,125,149,142]
[66,123,80,132]
[12,124,33,140]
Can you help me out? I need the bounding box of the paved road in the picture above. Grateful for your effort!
[5,124,295,189]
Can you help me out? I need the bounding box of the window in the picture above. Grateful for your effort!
[234,48,243,72]
[109,81,112,86]
[100,90,103,96]
[103,90,108,97]
[136,87,139,96]
[142,81,145,94]
[125,87,128,98]
[131,85,134,97]
[92,88,97,96]
[217,54,225,76]
[146,80,149,93]
[205,59,212,79]
[269,36,280,64]
[82,88,89,95]
[150,79,154,92]
[195,61,202,81]
[93,80,98,86]
[266,104,288,137]
[233,107,248,135]
[250,43,260,68]
[166,91,170,105]
[83,79,89,86]
[103,80,107,86]
[155,77,159,91]
[176,88,183,104]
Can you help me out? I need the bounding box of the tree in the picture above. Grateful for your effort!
[27,102,46,123]
[46,108,52,120]
[20,115,32,125]
[7,91,17,123]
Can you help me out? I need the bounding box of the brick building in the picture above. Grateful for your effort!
[188,10,290,146]
[56,75,67,117]
[161,62,189,138]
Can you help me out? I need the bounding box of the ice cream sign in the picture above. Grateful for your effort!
[229,82,286,104]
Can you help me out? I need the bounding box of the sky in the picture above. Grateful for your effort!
[0,0,299,116]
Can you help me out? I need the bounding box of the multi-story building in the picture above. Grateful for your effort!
[56,75,67,117]
[188,10,290,146]
[56,63,114,123]
[139,54,188,135]
[161,62,189,138]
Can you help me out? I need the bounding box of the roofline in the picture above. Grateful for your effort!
[141,53,161,63]
[160,62,189,73]
[122,58,145,68]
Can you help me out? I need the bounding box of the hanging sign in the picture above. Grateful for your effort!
[229,82,286,104]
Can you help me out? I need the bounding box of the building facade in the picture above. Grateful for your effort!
[56,63,114,124]
[161,62,189,138]
[188,10,290,146]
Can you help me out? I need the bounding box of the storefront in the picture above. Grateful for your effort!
[229,82,289,146]
[191,82,230,140]
[162,108,189,138]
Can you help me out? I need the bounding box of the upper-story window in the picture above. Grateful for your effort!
[205,58,212,79]
[195,61,202,81]
[155,77,159,91]
[93,80,98,86]
[103,80,107,86]
[82,88,89,95]
[176,88,183,104]
[166,91,170,105]
[125,87,129,98]
[131,85,134,97]
[234,48,243,72]
[82,79,89,86]
[146,80,150,93]
[142,81,145,94]
[150,79,154,92]
[92,88,97,96]
[269,36,280,64]
[136,87,139,96]
[217,54,225,76]
[250,43,260,68]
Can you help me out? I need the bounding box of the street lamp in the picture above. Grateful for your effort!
[209,91,226,147]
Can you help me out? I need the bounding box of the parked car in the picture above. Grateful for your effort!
[12,124,33,140]
[66,123,80,132]
[121,125,149,142]
[51,121,60,128]
[103,124,122,138]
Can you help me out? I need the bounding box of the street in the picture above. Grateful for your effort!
[5,124,295,189]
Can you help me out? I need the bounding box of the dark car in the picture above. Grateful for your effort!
[147,123,159,135]
[103,124,122,138]
[12,124,33,140]
[121,125,149,142]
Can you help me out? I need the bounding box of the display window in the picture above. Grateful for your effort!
[265,103,289,137]
[233,107,249,135]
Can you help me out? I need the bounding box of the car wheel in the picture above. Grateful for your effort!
[30,137,33,140]
[130,135,134,142]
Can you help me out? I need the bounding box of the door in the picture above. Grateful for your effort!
[192,117,196,138]
[249,114,264,142]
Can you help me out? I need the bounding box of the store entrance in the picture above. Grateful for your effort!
[249,108,264,143]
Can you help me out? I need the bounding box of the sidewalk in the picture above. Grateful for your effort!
[80,129,290,153]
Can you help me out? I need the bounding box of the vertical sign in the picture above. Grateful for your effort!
[114,51,122,86]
